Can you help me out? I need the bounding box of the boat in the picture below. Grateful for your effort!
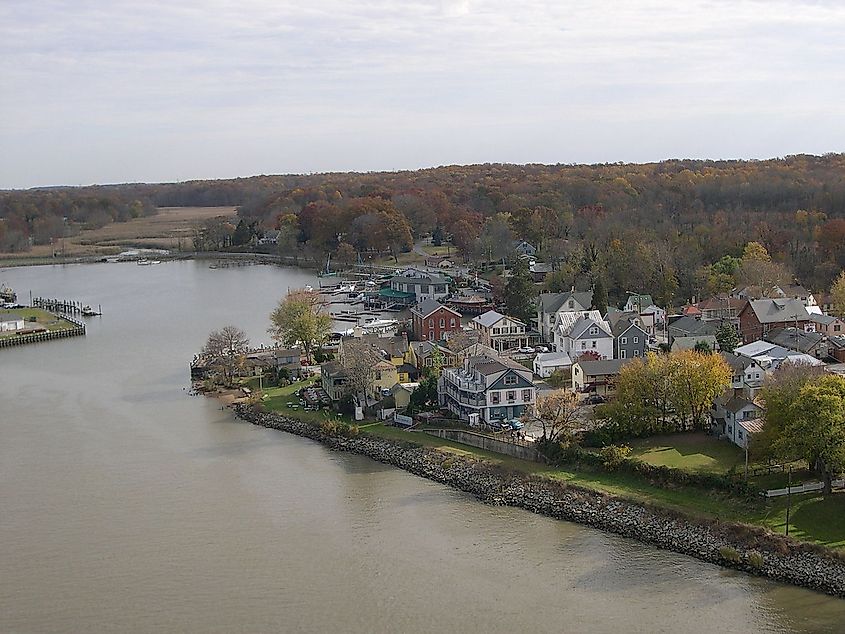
[149,260,161,265]
[0,283,16,303]
[137,259,151,266]
[81,306,101,316]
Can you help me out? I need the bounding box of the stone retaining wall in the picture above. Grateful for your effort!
[234,406,845,599]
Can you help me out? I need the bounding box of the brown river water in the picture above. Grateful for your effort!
[1,261,844,633]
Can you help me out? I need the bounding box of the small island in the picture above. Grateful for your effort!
[0,307,85,348]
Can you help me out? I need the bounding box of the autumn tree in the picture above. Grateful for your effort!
[737,241,792,292]
[670,350,731,430]
[534,389,580,445]
[268,289,332,365]
[202,325,250,385]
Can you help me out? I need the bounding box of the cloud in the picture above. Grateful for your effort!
[1,0,844,187]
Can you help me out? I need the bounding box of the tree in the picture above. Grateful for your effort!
[504,257,535,324]
[268,289,332,365]
[202,325,250,385]
[693,340,712,353]
[715,322,740,353]
[592,277,608,316]
[669,350,731,430]
[339,338,382,413]
[407,372,438,414]
[737,241,792,292]
[830,270,845,318]
[534,390,580,445]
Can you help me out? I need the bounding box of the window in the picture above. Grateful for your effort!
[836,324,842,332]
[621,337,627,345]
[568,300,574,308]
[581,342,587,349]
[738,429,744,440]
[491,391,500,404]
[634,350,640,357]
[428,330,434,340]
[506,391,516,401]
[504,375,517,385]
[591,341,596,348]
[429,318,434,327]
[589,327,598,335]
[727,425,733,434]
[450,318,455,327]
[439,318,445,328]
[522,389,532,401]
[620,350,626,359]
[633,337,639,344]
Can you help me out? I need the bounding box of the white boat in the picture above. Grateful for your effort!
[149,260,161,265]
[137,260,150,266]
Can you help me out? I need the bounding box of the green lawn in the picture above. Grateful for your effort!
[0,307,78,337]
[627,433,745,474]
[260,378,356,425]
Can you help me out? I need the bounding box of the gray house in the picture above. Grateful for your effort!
[607,312,649,360]
[537,290,594,342]
[667,315,718,347]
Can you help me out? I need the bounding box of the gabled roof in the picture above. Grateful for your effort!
[697,296,746,311]
[467,352,529,375]
[575,358,629,376]
[743,298,811,324]
[810,313,840,326]
[556,310,604,336]
[724,396,762,415]
[537,291,593,314]
[534,351,572,366]
[765,327,826,354]
[668,315,718,337]
[473,310,525,329]
[389,272,449,286]
[567,315,612,340]
[720,351,757,372]
[411,298,459,319]
[672,335,717,351]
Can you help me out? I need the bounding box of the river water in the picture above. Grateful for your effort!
[1,260,843,633]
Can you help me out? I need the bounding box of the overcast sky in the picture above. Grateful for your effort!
[1,1,844,189]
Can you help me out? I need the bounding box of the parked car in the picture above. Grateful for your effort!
[585,394,606,405]
[516,346,535,354]
[534,345,549,353]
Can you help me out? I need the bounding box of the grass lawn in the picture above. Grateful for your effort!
[0,307,78,337]
[627,433,745,474]
[259,377,356,425]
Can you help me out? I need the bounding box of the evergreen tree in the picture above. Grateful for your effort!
[592,277,609,316]
[505,257,535,324]
[715,322,740,353]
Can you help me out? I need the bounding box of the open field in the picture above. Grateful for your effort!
[628,433,745,474]
[0,206,237,262]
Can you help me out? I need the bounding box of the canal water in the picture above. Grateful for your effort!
[1,261,843,633]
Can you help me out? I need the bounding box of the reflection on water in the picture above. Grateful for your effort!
[0,261,843,633]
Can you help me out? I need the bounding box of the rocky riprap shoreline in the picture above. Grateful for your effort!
[235,406,845,599]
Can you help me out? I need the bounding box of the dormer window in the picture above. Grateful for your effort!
[589,327,598,335]
[568,300,574,308]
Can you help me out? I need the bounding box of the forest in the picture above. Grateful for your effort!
[3,153,845,307]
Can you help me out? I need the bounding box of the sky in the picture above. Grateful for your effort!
[1,0,845,189]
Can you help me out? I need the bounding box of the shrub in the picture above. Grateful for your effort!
[719,546,742,563]
[599,444,631,470]
[747,551,765,569]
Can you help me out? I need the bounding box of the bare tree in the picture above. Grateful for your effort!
[533,389,580,444]
[202,325,250,385]
[339,338,383,412]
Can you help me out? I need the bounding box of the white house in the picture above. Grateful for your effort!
[470,310,530,353]
[533,351,573,378]
[721,352,765,398]
[0,313,25,332]
[554,314,613,360]
[710,395,763,448]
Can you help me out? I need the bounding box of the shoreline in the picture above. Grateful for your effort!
[234,404,845,599]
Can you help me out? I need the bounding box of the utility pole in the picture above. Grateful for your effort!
[786,466,792,536]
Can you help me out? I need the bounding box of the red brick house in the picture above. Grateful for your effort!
[738,298,813,343]
[411,299,462,342]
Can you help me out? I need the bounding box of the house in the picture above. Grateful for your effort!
[624,293,653,314]
[606,311,649,360]
[383,271,450,305]
[810,313,845,337]
[671,335,718,352]
[512,240,537,257]
[257,230,280,245]
[696,296,746,323]
[710,394,763,448]
[667,315,719,346]
[243,348,302,378]
[410,299,462,342]
[391,382,419,410]
[530,262,552,283]
[639,305,665,329]
[733,340,825,372]
[738,298,813,343]
[471,310,531,353]
[0,312,25,332]
[721,352,765,397]
[533,351,573,378]
[572,359,629,397]
[536,290,593,342]
[447,294,493,316]
[438,352,536,424]
[411,340,458,370]
[829,335,845,363]
[321,361,349,402]
[816,292,835,315]
[733,284,817,309]
[554,313,613,360]
[765,327,830,360]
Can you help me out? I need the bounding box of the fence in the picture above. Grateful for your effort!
[763,479,845,497]
[424,428,538,462]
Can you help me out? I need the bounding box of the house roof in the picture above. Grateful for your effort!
[389,272,449,286]
[411,298,459,319]
[829,335,845,350]
[720,351,756,372]
[473,310,525,329]
[605,311,646,337]
[321,361,347,377]
[765,328,826,354]
[530,262,553,274]
[575,359,629,376]
[724,395,761,414]
[738,419,765,434]
[467,353,529,375]
[697,296,746,311]
[534,351,572,366]
[568,315,612,340]
[672,335,718,351]
[625,293,653,309]
[669,315,718,337]
[810,313,839,326]
[744,298,810,324]
[537,291,593,314]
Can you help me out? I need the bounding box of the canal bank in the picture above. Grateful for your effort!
[235,405,845,599]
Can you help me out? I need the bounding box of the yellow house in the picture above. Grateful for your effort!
[372,361,400,398]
